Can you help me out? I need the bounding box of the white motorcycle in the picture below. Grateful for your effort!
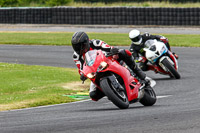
[140,39,180,79]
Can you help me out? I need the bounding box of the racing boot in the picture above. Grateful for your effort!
[139,61,155,72]
[128,57,151,87]
[132,65,151,89]
[133,65,146,81]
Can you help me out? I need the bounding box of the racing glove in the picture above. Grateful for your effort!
[160,36,168,44]
[110,47,119,55]
[80,73,87,83]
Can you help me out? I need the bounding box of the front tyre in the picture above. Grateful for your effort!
[100,78,129,109]
[161,58,181,79]
[140,86,156,106]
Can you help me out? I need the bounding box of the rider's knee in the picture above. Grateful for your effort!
[139,63,148,71]
[119,49,132,58]
[89,89,105,101]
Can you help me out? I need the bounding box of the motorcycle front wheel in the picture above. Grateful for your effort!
[100,78,129,109]
[161,58,181,79]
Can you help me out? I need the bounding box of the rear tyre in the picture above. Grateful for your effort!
[100,78,129,109]
[140,86,156,106]
[161,58,181,79]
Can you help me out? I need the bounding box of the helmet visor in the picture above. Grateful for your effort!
[131,35,142,42]
[79,42,89,55]
[72,43,81,54]
[72,41,89,55]
[82,42,89,53]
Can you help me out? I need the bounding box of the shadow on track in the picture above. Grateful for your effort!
[77,105,161,112]
[152,77,178,81]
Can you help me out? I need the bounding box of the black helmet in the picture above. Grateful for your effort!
[71,31,90,55]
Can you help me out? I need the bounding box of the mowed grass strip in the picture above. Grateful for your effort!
[0,32,199,47]
[3,1,200,8]
[0,63,89,111]
[70,2,200,8]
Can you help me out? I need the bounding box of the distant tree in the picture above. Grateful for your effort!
[0,0,73,7]
[0,0,18,7]
[46,0,73,6]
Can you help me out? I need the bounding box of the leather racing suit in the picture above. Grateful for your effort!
[130,32,171,71]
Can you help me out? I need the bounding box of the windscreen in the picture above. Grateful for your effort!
[85,50,97,66]
[145,40,156,48]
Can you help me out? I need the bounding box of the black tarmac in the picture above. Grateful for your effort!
[0,25,200,133]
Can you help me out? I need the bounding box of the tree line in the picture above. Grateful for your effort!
[0,0,72,7]
[75,0,199,3]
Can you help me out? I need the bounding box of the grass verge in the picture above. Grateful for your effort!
[0,32,199,47]
[2,1,200,8]
[0,63,89,111]
[69,2,200,8]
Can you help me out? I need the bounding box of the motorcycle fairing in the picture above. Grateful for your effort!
[83,50,141,102]
[143,40,179,75]
[144,42,168,64]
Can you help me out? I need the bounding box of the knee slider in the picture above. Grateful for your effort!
[89,89,105,101]
[89,91,98,99]
[139,63,148,71]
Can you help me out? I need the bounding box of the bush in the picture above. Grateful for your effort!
[19,0,46,4]
[0,0,73,7]
[0,0,18,7]
[74,0,200,3]
[17,0,46,6]
[46,0,73,6]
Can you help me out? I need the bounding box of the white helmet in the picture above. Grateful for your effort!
[129,29,142,45]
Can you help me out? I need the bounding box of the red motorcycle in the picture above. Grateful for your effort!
[82,50,156,109]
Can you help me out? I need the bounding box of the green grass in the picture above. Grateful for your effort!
[0,63,89,111]
[0,32,70,46]
[0,32,199,47]
[69,2,200,8]
[2,1,200,8]
[0,31,199,111]
[165,34,200,47]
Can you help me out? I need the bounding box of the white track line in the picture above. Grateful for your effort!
[103,94,171,105]
[2,99,91,112]
[157,95,172,99]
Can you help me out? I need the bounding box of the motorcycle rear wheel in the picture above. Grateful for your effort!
[161,58,181,79]
[100,78,129,109]
[140,86,157,106]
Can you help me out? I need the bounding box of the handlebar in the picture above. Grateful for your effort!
[105,52,119,57]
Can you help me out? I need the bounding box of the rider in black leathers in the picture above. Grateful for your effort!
[129,29,178,71]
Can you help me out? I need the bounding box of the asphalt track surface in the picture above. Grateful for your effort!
[0,26,200,133]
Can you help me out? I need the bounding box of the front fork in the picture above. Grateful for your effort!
[159,51,178,72]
